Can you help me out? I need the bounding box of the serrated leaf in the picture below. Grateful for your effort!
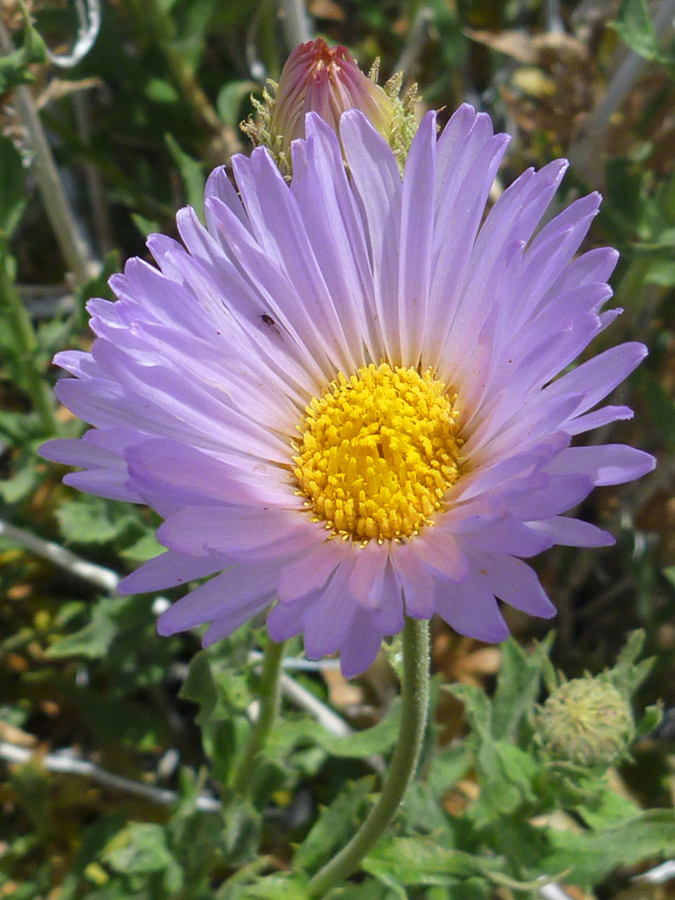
[539,810,675,885]
[470,741,539,826]
[295,777,375,871]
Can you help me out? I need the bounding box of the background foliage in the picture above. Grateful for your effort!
[1,0,675,897]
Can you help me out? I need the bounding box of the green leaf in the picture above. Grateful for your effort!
[46,596,130,659]
[362,836,498,886]
[0,9,48,92]
[120,531,165,564]
[575,783,640,830]
[610,0,675,68]
[217,80,259,126]
[236,873,310,900]
[609,629,655,695]
[102,823,183,891]
[168,805,224,881]
[635,702,663,738]
[445,683,492,741]
[426,743,472,799]
[57,814,128,900]
[0,410,43,444]
[469,742,539,826]
[295,777,375,871]
[268,700,401,760]
[539,810,675,885]
[165,134,205,221]
[145,77,180,103]
[221,796,263,867]
[324,883,392,900]
[180,646,252,725]
[492,636,553,742]
[55,495,138,545]
[0,464,40,503]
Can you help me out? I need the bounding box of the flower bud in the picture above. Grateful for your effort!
[272,39,394,146]
[536,676,635,768]
[243,39,418,175]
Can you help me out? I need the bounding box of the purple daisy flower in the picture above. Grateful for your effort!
[41,105,655,678]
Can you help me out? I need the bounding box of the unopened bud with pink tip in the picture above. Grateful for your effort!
[243,39,418,176]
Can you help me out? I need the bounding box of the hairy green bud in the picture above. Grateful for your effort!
[537,676,635,768]
[242,39,419,176]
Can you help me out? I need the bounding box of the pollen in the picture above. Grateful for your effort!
[293,362,462,541]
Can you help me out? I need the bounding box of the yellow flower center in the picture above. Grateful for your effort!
[293,362,462,541]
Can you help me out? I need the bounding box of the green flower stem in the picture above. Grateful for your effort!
[0,253,58,435]
[307,617,430,898]
[232,637,287,797]
[0,18,95,287]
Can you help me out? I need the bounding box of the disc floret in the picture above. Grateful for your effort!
[294,363,462,541]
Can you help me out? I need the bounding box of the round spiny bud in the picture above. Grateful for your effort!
[537,677,635,768]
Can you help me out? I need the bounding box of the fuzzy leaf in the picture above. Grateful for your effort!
[492,636,553,742]
[539,810,675,884]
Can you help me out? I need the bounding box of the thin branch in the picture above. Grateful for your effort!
[0,518,120,592]
[567,0,675,183]
[278,0,312,50]
[634,860,675,884]
[0,740,221,812]
[279,672,353,737]
[0,18,97,286]
[538,884,574,900]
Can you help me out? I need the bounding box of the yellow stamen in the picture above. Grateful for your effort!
[293,362,462,541]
